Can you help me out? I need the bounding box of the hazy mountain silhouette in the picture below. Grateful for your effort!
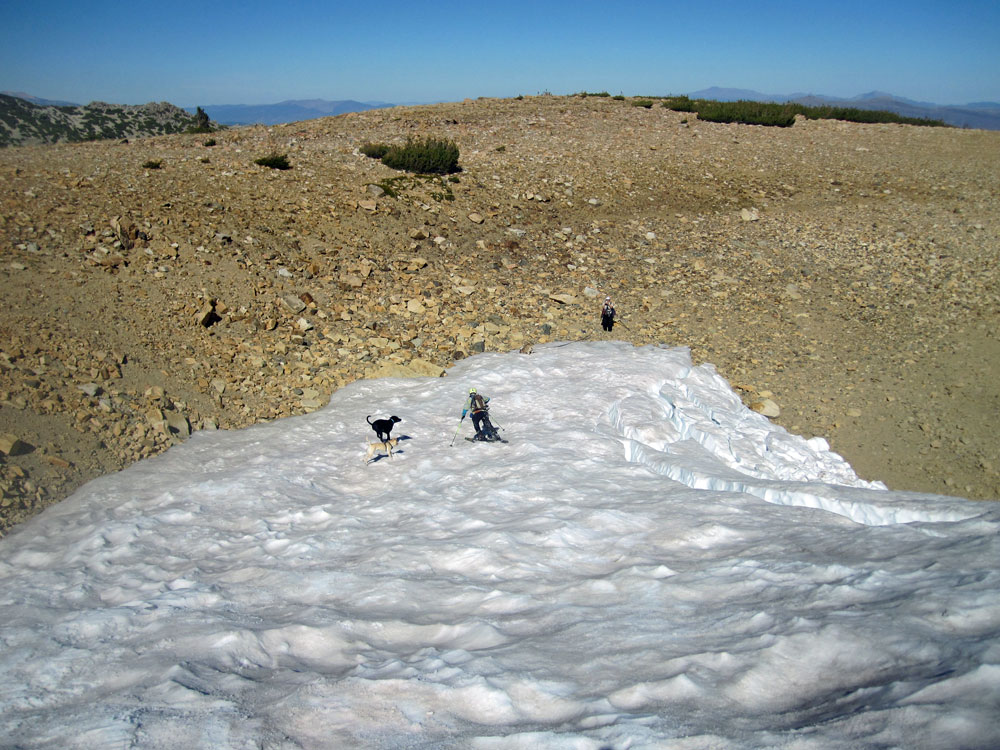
[1,91,79,107]
[189,99,395,126]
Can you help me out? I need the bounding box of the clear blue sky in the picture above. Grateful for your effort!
[2,0,998,106]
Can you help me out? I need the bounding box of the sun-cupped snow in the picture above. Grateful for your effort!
[1,341,997,750]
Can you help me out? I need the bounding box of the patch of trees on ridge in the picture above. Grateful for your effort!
[659,95,947,128]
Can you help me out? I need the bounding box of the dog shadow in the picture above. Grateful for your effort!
[366,450,402,465]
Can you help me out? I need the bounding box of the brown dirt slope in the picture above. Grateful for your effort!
[1,95,998,532]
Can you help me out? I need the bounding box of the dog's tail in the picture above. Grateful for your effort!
[366,415,374,425]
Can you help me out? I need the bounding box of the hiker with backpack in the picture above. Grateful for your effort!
[600,296,616,332]
[462,388,502,442]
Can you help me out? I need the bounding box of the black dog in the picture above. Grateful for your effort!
[367,415,401,442]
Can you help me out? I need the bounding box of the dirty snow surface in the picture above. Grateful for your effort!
[1,342,997,749]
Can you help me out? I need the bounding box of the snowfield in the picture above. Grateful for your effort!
[1,342,997,749]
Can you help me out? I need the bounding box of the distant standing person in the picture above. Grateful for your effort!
[601,296,616,332]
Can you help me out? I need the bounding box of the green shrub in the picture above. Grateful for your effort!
[660,95,948,128]
[795,104,946,127]
[697,100,797,127]
[612,94,625,101]
[142,159,162,169]
[632,99,654,109]
[203,138,216,147]
[187,106,214,134]
[255,153,291,170]
[663,95,697,112]
[380,136,460,175]
[361,142,391,159]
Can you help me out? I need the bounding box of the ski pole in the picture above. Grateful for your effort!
[450,417,464,446]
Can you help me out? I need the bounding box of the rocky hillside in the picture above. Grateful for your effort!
[0,94,201,147]
[1,94,998,532]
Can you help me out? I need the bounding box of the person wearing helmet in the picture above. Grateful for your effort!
[601,296,616,332]
[462,388,499,441]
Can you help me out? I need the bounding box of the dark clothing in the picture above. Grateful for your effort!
[463,393,499,440]
[601,302,616,331]
[472,410,496,439]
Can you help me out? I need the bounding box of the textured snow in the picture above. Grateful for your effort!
[1,341,997,749]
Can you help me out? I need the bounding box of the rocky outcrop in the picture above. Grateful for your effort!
[0,94,203,147]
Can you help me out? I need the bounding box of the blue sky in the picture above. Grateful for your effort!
[2,0,998,106]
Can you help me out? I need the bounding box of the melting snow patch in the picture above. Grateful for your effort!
[0,341,996,749]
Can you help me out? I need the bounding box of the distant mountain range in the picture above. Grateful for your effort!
[3,89,999,143]
[187,99,396,126]
[686,88,1000,130]
[1,91,80,107]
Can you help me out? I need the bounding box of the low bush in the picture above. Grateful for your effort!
[255,153,291,170]
[370,174,456,201]
[662,95,696,112]
[380,136,460,175]
[697,100,798,127]
[142,159,162,169]
[661,95,949,128]
[361,142,391,159]
[632,99,654,109]
[187,107,214,134]
[795,105,946,127]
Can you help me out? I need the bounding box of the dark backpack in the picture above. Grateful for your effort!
[471,393,486,411]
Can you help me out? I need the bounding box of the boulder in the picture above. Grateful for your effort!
[0,433,28,456]
[79,383,102,397]
[164,412,190,437]
[280,294,307,314]
[751,398,781,418]
[549,293,577,305]
[196,300,220,327]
